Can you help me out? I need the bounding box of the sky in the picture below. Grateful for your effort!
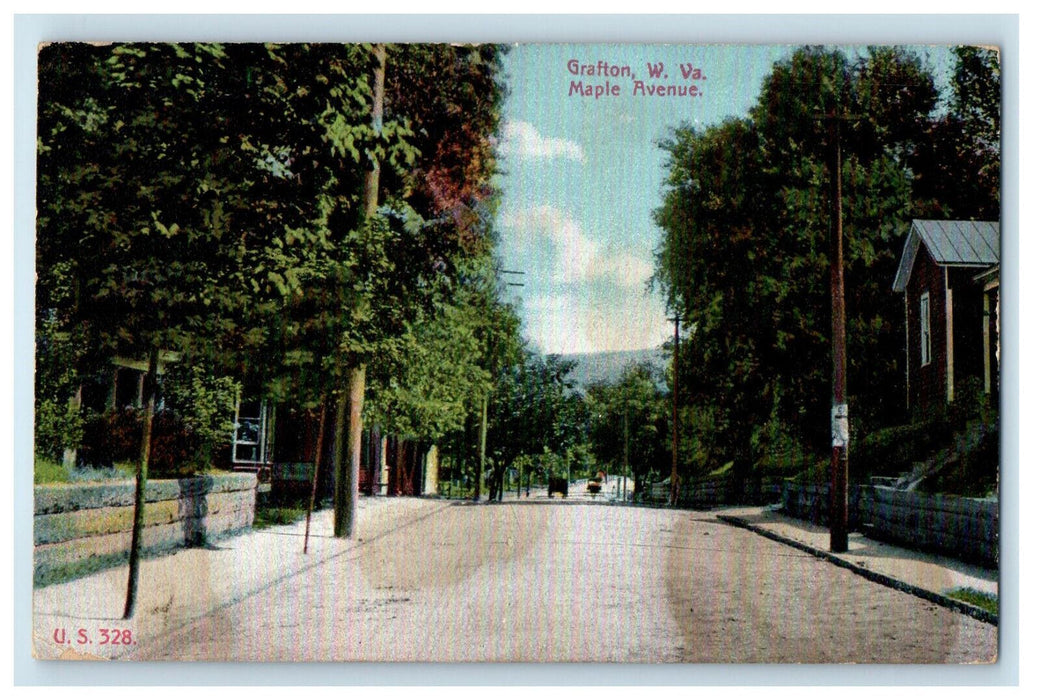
[493,44,954,356]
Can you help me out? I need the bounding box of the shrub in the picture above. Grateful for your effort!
[34,398,84,463]
[78,407,143,468]
[150,409,207,478]
[158,365,238,467]
[916,423,999,498]
[854,418,954,480]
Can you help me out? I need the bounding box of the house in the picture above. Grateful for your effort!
[892,220,999,416]
[72,352,181,470]
[224,395,440,500]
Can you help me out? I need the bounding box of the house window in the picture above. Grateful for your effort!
[920,292,931,366]
[232,398,268,464]
[114,367,144,409]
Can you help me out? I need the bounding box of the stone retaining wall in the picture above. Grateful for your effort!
[34,473,257,586]
[781,482,997,568]
[859,486,998,568]
[679,478,783,507]
[780,482,864,530]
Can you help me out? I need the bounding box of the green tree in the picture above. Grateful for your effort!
[37,42,269,617]
[484,351,587,498]
[950,46,1000,149]
[654,46,947,492]
[36,40,403,604]
[36,41,510,601]
[909,46,1000,220]
[586,363,669,498]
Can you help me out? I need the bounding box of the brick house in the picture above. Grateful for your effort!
[225,396,439,499]
[892,220,999,416]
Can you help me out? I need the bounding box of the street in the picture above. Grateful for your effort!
[122,500,997,663]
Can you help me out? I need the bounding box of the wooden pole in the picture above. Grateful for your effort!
[345,366,366,535]
[670,315,680,507]
[475,394,487,501]
[303,402,327,554]
[623,409,629,503]
[828,113,849,553]
[122,346,159,619]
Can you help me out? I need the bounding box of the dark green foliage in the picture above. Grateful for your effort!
[366,255,522,445]
[36,42,510,483]
[950,47,1001,149]
[910,47,1000,220]
[76,407,207,478]
[439,347,587,496]
[78,408,143,469]
[34,398,84,465]
[34,264,87,462]
[155,364,239,472]
[915,425,998,498]
[854,419,956,480]
[489,353,587,471]
[852,376,997,491]
[654,46,999,484]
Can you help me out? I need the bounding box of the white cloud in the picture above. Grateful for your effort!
[500,205,651,289]
[498,120,586,163]
[596,253,655,289]
[500,205,668,353]
[524,291,672,355]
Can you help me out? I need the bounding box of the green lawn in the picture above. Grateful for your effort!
[946,587,998,615]
[252,504,310,530]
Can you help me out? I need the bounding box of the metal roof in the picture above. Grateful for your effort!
[892,220,1000,292]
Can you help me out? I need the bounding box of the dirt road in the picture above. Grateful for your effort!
[125,500,997,663]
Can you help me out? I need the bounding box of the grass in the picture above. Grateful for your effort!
[35,551,131,588]
[946,587,998,615]
[34,455,69,484]
[252,503,309,530]
[707,461,734,479]
[35,455,138,485]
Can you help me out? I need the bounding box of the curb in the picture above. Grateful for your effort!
[716,514,998,627]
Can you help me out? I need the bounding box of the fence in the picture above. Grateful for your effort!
[781,482,997,568]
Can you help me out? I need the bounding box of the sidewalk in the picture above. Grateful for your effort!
[31,497,999,661]
[31,496,452,660]
[715,505,999,625]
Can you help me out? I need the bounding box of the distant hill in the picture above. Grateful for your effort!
[557,347,669,391]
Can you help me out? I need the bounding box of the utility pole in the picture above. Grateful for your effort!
[825,108,851,553]
[123,346,159,619]
[623,409,629,503]
[669,315,680,507]
[474,394,487,501]
[490,267,523,503]
[303,402,328,554]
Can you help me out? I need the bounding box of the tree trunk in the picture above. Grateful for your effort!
[122,347,158,619]
[333,365,366,538]
[332,43,383,538]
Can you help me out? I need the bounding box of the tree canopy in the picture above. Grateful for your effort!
[36,42,512,470]
[653,46,1000,486]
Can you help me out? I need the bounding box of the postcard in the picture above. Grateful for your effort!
[30,38,1001,666]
